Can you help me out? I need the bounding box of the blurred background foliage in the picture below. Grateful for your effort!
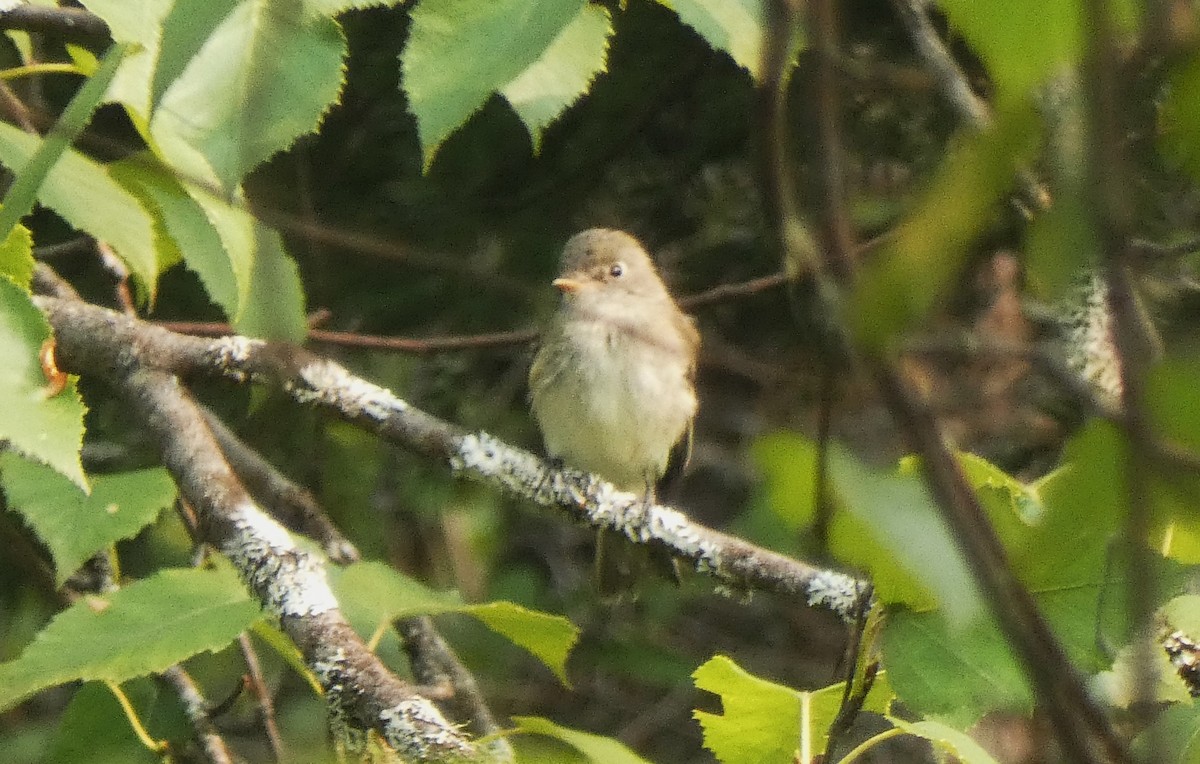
[6,0,1200,761]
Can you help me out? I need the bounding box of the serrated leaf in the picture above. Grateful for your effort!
[501,4,611,153]
[0,277,87,490]
[693,654,800,764]
[890,718,1001,763]
[0,566,259,711]
[109,154,236,314]
[510,716,651,763]
[331,561,580,685]
[79,0,174,124]
[662,0,803,81]
[0,122,159,297]
[0,453,176,586]
[403,0,586,168]
[0,224,33,288]
[233,224,307,342]
[150,0,347,191]
[464,602,577,686]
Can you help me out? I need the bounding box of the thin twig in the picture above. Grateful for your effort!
[237,633,286,762]
[201,406,360,564]
[159,666,236,764]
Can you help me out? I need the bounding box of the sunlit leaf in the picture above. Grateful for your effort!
[511,716,651,763]
[0,566,258,711]
[693,654,799,764]
[0,225,33,288]
[0,278,87,490]
[890,718,1001,763]
[0,453,176,586]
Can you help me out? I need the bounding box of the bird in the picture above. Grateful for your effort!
[528,228,700,592]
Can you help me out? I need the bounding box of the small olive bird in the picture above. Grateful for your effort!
[529,228,699,591]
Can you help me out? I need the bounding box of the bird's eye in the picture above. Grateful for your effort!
[609,262,625,278]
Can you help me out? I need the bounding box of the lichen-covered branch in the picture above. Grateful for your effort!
[159,666,235,764]
[34,293,870,621]
[34,293,479,760]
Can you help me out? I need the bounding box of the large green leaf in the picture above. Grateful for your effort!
[0,453,176,586]
[150,0,347,191]
[331,561,580,685]
[79,0,174,124]
[938,0,1080,106]
[402,0,589,168]
[109,155,238,319]
[0,122,159,297]
[510,716,651,764]
[500,3,611,153]
[660,0,804,82]
[0,565,259,711]
[233,223,308,343]
[0,277,87,490]
[693,654,800,764]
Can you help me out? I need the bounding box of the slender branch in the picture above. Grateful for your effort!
[0,7,110,41]
[159,666,235,764]
[34,286,479,760]
[34,291,871,621]
[237,633,285,762]
[201,406,360,564]
[398,617,515,762]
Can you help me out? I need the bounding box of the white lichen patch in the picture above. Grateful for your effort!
[213,336,265,382]
[806,570,866,621]
[379,699,473,758]
[290,359,409,421]
[223,499,339,618]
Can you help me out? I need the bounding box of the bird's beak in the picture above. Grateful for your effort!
[552,277,584,294]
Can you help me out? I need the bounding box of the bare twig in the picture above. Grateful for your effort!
[237,633,285,762]
[398,617,515,762]
[159,666,236,764]
[201,406,360,564]
[0,7,110,41]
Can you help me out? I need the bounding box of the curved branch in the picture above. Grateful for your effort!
[35,292,870,621]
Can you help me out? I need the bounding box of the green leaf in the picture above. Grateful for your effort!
[661,0,803,82]
[0,122,159,299]
[330,561,580,685]
[1092,639,1192,709]
[232,223,307,343]
[750,431,818,530]
[938,0,1080,106]
[510,716,651,764]
[0,224,33,289]
[0,277,87,490]
[463,602,578,686]
[0,453,176,586]
[1162,50,1200,185]
[693,654,800,764]
[890,718,1001,763]
[500,3,611,153]
[402,0,587,168]
[79,0,175,124]
[44,681,161,764]
[0,565,259,711]
[150,0,347,191]
[829,448,982,623]
[1134,704,1200,763]
[882,608,1030,729]
[851,109,1036,350]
